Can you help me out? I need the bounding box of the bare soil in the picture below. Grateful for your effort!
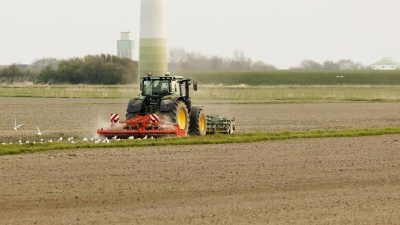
[1,98,400,141]
[1,135,400,224]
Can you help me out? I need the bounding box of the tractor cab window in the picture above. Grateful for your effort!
[173,82,181,96]
[142,79,170,97]
[180,83,187,96]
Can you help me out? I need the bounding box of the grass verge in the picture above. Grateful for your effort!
[1,127,400,156]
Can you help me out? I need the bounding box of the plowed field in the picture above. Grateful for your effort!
[1,98,400,141]
[1,135,400,224]
[1,98,400,224]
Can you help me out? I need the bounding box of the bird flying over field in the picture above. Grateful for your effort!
[13,119,24,131]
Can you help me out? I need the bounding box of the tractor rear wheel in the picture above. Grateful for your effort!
[189,107,207,136]
[170,101,189,132]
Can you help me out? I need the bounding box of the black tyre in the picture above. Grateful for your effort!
[170,101,189,132]
[189,107,207,136]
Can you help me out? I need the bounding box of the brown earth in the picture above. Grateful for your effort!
[1,97,400,141]
[1,135,400,224]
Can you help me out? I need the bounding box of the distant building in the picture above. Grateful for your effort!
[370,58,399,70]
[117,32,134,60]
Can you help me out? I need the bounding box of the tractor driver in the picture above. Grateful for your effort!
[154,80,169,96]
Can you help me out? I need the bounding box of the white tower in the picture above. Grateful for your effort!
[117,32,135,60]
[139,0,167,76]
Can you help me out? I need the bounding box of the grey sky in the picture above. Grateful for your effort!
[1,0,400,69]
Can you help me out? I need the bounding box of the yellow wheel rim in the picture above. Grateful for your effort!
[199,114,206,132]
[177,109,187,129]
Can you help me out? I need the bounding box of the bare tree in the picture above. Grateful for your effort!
[168,48,276,72]
[169,48,187,71]
[300,60,323,70]
[252,61,276,71]
[323,60,340,70]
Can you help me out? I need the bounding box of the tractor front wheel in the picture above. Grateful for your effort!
[170,101,189,132]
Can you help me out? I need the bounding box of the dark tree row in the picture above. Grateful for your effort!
[0,65,36,83]
[0,52,370,85]
[36,55,138,84]
[0,55,138,84]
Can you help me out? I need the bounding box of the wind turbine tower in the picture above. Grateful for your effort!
[139,0,168,76]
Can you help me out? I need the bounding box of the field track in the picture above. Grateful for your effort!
[1,135,400,224]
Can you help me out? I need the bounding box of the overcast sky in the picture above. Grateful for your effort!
[1,0,400,69]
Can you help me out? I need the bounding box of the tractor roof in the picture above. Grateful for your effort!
[141,74,184,80]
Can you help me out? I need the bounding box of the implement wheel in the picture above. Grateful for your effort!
[189,107,207,136]
[228,124,234,134]
[170,101,189,132]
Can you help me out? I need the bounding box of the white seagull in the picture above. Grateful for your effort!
[13,119,24,131]
[35,125,43,136]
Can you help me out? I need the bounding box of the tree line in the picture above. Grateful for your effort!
[291,59,365,71]
[0,55,138,84]
[0,64,36,83]
[37,55,138,84]
[168,49,366,72]
[169,48,276,72]
[0,50,370,85]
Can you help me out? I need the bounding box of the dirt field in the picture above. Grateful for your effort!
[1,135,400,224]
[1,97,400,141]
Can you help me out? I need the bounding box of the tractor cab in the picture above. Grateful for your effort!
[140,74,196,99]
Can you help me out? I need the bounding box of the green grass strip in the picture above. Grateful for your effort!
[1,127,400,156]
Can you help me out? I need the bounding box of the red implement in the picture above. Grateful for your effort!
[97,114,187,138]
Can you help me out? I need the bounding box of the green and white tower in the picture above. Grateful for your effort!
[139,0,168,76]
[117,32,135,60]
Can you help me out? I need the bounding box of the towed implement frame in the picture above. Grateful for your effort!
[97,114,187,139]
[206,115,236,134]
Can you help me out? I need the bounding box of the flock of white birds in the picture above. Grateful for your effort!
[2,119,152,146]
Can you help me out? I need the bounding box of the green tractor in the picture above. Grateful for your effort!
[97,73,236,138]
[125,73,207,136]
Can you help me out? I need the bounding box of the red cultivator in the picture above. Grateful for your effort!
[97,114,187,139]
